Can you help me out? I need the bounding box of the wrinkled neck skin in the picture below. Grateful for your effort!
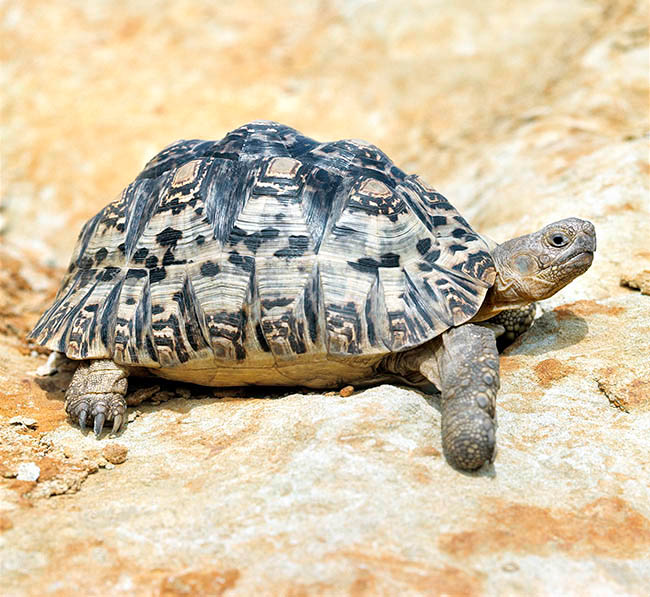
[472,218,596,322]
[473,255,548,321]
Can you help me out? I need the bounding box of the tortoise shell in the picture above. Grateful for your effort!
[30,121,495,383]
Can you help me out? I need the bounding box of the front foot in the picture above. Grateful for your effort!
[65,360,129,436]
[437,324,500,471]
[489,303,536,350]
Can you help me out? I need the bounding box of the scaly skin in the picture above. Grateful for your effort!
[415,325,499,470]
[65,360,129,436]
[489,303,537,350]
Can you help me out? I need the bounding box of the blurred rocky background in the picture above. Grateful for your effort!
[1,1,648,595]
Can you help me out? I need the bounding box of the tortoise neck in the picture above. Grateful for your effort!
[472,247,530,321]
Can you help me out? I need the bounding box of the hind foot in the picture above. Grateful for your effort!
[65,360,129,436]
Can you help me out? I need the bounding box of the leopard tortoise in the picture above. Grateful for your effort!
[30,120,596,470]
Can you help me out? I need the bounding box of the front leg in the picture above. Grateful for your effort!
[488,303,536,350]
[65,359,129,436]
[421,324,500,470]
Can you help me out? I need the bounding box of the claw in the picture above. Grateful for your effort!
[111,414,123,434]
[79,409,88,432]
[94,412,106,437]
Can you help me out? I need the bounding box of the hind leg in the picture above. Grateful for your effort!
[65,360,129,436]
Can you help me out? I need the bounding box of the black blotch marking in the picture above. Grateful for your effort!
[146,336,157,361]
[150,267,167,283]
[237,227,280,253]
[454,215,470,227]
[196,235,205,245]
[228,251,254,273]
[95,248,108,264]
[261,297,293,309]
[126,297,136,305]
[117,243,126,254]
[255,323,271,352]
[274,235,310,258]
[101,267,121,281]
[126,268,147,279]
[349,258,380,274]
[304,271,320,344]
[418,263,434,272]
[152,305,165,315]
[156,227,183,247]
[162,248,187,267]
[424,249,441,264]
[449,244,466,253]
[163,249,175,266]
[432,216,447,227]
[133,247,149,262]
[364,294,376,346]
[451,228,466,239]
[200,261,219,277]
[145,255,158,269]
[348,253,400,274]
[416,238,431,255]
[77,256,94,270]
[380,253,400,267]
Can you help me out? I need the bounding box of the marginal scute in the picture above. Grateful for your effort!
[29,120,495,368]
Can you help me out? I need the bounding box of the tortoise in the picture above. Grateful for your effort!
[29,120,596,470]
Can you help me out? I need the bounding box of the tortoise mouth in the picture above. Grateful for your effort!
[565,250,594,272]
[542,249,594,287]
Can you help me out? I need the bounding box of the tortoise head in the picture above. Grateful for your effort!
[476,218,596,318]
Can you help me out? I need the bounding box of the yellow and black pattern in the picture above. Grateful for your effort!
[30,121,495,367]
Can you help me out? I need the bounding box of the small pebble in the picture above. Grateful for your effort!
[339,385,355,397]
[16,462,40,482]
[8,416,38,428]
[102,443,128,465]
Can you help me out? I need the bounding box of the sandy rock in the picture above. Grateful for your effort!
[621,270,650,295]
[1,0,649,595]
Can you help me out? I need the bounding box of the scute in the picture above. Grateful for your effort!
[30,121,496,369]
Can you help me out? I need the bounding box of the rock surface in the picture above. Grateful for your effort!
[1,1,649,595]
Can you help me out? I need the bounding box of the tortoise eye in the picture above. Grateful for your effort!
[549,232,569,247]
